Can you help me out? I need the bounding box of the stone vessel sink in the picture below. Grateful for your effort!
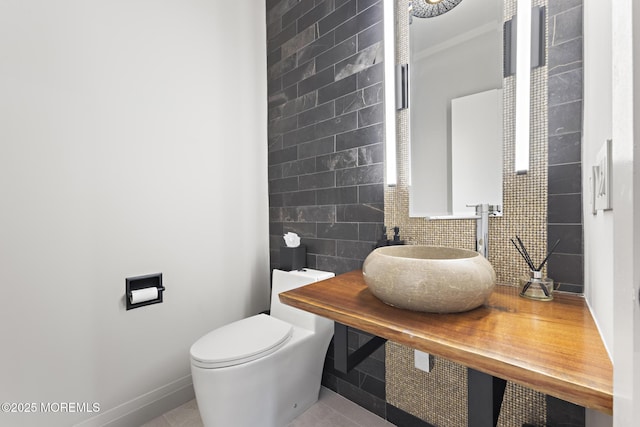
[362,246,496,313]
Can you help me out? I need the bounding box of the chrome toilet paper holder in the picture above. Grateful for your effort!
[125,273,165,310]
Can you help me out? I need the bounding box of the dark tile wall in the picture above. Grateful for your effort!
[267,0,385,275]
[547,0,584,294]
[266,0,388,418]
[547,1,586,425]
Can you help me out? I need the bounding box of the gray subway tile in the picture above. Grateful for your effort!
[281,91,318,119]
[316,186,358,205]
[297,101,335,128]
[548,224,583,255]
[315,255,363,275]
[358,183,384,203]
[268,134,283,152]
[548,100,582,136]
[357,0,380,13]
[549,132,581,165]
[551,5,582,46]
[337,239,375,260]
[357,61,384,88]
[336,163,384,186]
[284,112,357,146]
[282,190,317,206]
[295,205,336,222]
[357,102,384,127]
[548,163,582,195]
[269,193,284,208]
[319,0,357,36]
[356,352,385,382]
[547,253,584,289]
[282,25,316,60]
[268,84,298,109]
[299,170,336,189]
[267,75,283,97]
[316,36,357,71]
[269,206,290,223]
[303,237,337,255]
[548,38,582,76]
[269,176,299,194]
[269,221,284,236]
[362,81,384,103]
[336,123,384,150]
[358,142,384,166]
[548,0,582,16]
[267,21,297,54]
[548,69,582,106]
[283,222,317,237]
[317,149,358,171]
[268,164,283,181]
[282,0,316,29]
[358,222,384,242]
[334,1,383,44]
[548,193,582,224]
[357,20,383,51]
[267,0,298,25]
[334,41,382,81]
[282,59,316,89]
[268,146,297,165]
[298,136,335,159]
[335,82,383,115]
[298,31,336,65]
[336,203,384,222]
[299,0,336,33]
[318,74,358,104]
[298,67,335,96]
[267,47,282,69]
[268,114,298,138]
[283,157,317,177]
[318,222,359,240]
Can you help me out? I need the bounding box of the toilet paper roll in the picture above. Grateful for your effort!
[130,287,158,304]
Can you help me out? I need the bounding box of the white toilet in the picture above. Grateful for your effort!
[190,269,334,427]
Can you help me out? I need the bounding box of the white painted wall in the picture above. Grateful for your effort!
[585,1,640,426]
[583,0,614,358]
[610,0,640,425]
[0,1,269,426]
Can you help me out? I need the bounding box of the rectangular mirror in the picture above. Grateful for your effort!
[408,0,504,218]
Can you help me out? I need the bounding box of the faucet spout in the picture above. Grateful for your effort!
[467,203,501,258]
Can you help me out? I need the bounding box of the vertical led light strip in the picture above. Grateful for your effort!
[383,0,397,186]
[515,0,532,174]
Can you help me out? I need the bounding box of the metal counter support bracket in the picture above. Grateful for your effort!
[468,368,507,427]
[334,323,387,374]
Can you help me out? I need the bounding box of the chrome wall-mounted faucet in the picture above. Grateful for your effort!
[467,203,501,258]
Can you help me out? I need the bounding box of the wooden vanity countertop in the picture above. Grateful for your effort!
[279,270,613,415]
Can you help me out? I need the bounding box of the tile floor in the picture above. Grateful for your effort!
[141,387,395,427]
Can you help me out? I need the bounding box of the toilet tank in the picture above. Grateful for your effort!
[270,269,334,332]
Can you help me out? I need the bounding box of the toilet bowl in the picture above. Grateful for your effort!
[190,269,334,427]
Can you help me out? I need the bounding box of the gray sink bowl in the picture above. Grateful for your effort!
[362,246,496,313]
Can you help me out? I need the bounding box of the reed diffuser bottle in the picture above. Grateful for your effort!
[519,270,554,301]
[511,236,559,301]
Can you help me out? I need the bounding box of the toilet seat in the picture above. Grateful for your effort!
[190,314,293,369]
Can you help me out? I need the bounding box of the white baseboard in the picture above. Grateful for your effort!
[74,375,195,427]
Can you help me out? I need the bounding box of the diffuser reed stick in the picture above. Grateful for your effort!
[512,236,560,299]
[511,235,559,272]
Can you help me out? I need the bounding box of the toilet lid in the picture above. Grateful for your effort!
[190,314,293,369]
